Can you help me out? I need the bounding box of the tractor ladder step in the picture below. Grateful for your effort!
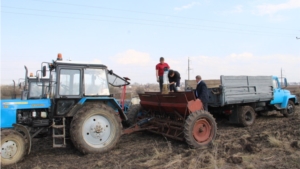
[52,118,66,148]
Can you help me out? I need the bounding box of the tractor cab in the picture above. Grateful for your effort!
[46,55,129,98]
[44,54,130,118]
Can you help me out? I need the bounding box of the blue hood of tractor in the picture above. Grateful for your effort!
[0,99,51,128]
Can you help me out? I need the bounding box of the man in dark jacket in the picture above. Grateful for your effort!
[195,75,209,111]
[168,69,181,92]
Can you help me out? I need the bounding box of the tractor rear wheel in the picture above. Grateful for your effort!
[184,110,217,149]
[70,103,122,154]
[1,129,27,166]
[281,100,295,117]
[238,106,256,127]
[126,104,141,126]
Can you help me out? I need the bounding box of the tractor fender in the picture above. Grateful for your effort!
[13,124,32,155]
[65,97,127,120]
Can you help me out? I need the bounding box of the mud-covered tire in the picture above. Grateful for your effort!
[238,106,256,127]
[184,110,217,149]
[281,100,295,117]
[1,129,27,166]
[70,103,122,154]
[126,104,141,126]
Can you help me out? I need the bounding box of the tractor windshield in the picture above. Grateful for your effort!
[28,78,49,98]
[107,71,130,87]
[29,81,43,98]
[84,68,110,96]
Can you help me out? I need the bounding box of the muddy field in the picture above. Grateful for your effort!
[3,106,300,169]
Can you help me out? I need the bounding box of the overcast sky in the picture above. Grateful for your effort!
[1,0,300,85]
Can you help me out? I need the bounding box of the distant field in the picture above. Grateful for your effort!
[286,85,300,101]
[0,85,22,99]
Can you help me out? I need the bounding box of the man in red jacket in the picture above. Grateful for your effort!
[156,57,170,92]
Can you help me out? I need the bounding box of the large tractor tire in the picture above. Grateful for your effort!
[1,129,27,166]
[184,110,217,149]
[126,104,141,126]
[281,100,295,117]
[70,103,122,154]
[238,106,256,127]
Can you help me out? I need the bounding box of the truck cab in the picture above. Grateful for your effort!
[271,76,298,116]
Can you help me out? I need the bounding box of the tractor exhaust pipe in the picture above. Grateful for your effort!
[24,66,28,91]
[21,66,29,100]
[12,80,16,99]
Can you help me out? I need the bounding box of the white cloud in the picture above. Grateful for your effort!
[114,49,151,65]
[230,52,253,59]
[174,2,200,11]
[256,0,300,15]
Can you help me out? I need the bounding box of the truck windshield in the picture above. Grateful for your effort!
[84,69,110,95]
[272,79,278,89]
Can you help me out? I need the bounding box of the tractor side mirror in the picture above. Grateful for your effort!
[108,70,113,75]
[42,66,47,77]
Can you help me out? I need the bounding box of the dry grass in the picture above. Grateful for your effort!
[268,136,282,147]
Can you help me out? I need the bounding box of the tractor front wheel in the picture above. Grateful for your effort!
[70,103,122,154]
[184,110,217,149]
[1,129,27,166]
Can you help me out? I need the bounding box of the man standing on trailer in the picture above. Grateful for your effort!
[195,75,209,111]
[156,57,170,92]
[168,69,181,92]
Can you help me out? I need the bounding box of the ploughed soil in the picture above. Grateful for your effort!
[3,106,300,169]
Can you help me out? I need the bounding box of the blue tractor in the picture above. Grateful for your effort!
[1,54,131,166]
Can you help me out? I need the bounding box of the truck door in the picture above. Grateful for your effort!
[271,79,285,104]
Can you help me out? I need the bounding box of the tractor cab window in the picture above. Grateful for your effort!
[29,81,43,98]
[84,69,109,95]
[272,79,279,89]
[59,69,80,95]
[107,71,129,87]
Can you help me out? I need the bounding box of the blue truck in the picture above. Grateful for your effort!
[204,75,299,126]
[0,54,132,166]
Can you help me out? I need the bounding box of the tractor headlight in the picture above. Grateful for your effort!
[32,110,37,118]
[41,111,47,118]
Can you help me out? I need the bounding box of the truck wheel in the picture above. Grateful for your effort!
[126,104,141,126]
[184,110,217,149]
[238,106,256,127]
[281,100,295,117]
[1,129,26,166]
[70,103,122,154]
